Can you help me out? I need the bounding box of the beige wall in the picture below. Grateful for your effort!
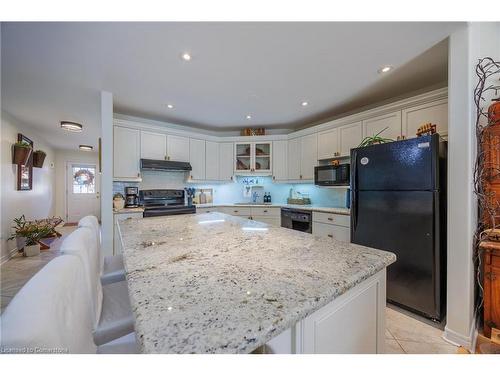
[0,111,56,261]
[54,149,99,220]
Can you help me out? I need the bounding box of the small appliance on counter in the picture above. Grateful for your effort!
[140,189,196,218]
[124,186,139,208]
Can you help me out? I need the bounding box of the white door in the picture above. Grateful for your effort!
[287,138,301,180]
[338,121,362,157]
[362,111,402,141]
[317,128,339,160]
[219,143,234,182]
[67,162,100,223]
[205,141,219,180]
[189,138,206,180]
[141,131,167,160]
[113,126,140,179]
[300,133,318,180]
[167,135,190,162]
[272,140,288,181]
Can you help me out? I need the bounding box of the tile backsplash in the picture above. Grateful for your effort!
[113,171,349,207]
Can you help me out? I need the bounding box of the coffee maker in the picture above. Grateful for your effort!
[124,186,139,208]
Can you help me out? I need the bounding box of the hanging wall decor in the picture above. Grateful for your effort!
[16,133,34,191]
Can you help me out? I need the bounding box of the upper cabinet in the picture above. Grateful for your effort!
[114,126,141,181]
[362,111,402,141]
[140,131,166,160]
[167,135,190,162]
[234,142,272,175]
[272,140,288,182]
[339,121,362,157]
[402,99,448,139]
[205,141,219,180]
[287,137,301,180]
[317,128,339,160]
[219,143,234,182]
[300,133,318,180]
[189,138,206,180]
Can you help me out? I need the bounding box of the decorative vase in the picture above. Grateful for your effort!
[113,198,125,210]
[488,98,500,126]
[12,145,32,165]
[33,151,47,168]
[24,243,40,257]
[16,237,26,252]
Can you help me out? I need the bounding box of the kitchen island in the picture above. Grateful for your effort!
[117,212,396,354]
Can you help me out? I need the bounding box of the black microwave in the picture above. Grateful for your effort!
[314,164,350,186]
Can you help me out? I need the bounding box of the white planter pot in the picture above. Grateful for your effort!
[24,243,40,257]
[113,198,125,210]
[16,236,26,252]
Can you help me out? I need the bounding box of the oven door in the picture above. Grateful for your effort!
[314,165,350,186]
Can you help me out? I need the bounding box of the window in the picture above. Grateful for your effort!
[72,167,96,194]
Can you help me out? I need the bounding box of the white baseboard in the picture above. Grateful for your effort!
[1,246,19,265]
[443,315,477,350]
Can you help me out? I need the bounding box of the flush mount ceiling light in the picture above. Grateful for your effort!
[301,101,309,107]
[79,145,93,151]
[166,104,174,109]
[60,121,83,132]
[378,65,393,74]
[181,52,192,61]
[246,115,252,120]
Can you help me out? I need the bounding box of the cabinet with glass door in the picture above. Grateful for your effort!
[234,142,272,175]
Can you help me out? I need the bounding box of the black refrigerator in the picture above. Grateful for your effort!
[350,134,447,321]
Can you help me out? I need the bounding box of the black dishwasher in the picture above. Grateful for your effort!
[281,208,312,233]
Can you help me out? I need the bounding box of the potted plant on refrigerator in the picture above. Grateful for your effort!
[12,141,32,165]
[32,150,47,168]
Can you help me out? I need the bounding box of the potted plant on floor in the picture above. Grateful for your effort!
[12,141,33,165]
[32,150,47,168]
[9,215,28,252]
[8,218,53,257]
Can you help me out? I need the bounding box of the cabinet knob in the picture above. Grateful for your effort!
[263,210,268,213]
[273,176,275,180]
[167,156,170,161]
[234,210,238,213]
[230,176,233,181]
[190,175,193,179]
[300,175,302,179]
[327,234,333,238]
[137,173,140,177]
[327,217,333,221]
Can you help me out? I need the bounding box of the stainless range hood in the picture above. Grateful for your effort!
[140,159,192,172]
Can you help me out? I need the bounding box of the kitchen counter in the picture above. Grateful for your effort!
[118,212,395,353]
[195,203,350,215]
[113,207,144,214]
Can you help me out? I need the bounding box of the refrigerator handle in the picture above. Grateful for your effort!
[351,150,358,230]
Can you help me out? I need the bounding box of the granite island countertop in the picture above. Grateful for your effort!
[118,212,395,353]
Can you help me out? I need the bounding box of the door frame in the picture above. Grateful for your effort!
[65,160,101,223]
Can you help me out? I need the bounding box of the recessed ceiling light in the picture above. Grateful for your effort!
[181,52,192,61]
[167,104,174,109]
[79,145,93,151]
[378,65,393,74]
[301,101,309,107]
[246,115,252,120]
[61,121,83,132]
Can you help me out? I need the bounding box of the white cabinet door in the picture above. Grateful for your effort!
[167,135,190,162]
[272,140,288,181]
[402,99,448,139]
[313,222,350,242]
[317,128,339,160]
[140,131,166,160]
[189,138,206,180]
[362,111,402,141]
[338,121,362,157]
[205,141,219,180]
[287,138,301,180]
[219,143,234,182]
[300,133,318,180]
[114,126,140,179]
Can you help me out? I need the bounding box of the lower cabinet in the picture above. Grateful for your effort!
[262,269,386,353]
[114,212,144,255]
[312,212,350,242]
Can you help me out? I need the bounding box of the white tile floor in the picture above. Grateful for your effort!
[385,306,458,354]
[1,230,459,354]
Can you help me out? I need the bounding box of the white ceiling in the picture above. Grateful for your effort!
[1,22,463,150]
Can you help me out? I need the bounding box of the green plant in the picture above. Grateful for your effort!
[113,193,125,200]
[14,141,32,149]
[8,216,53,246]
[358,127,394,147]
[34,150,46,155]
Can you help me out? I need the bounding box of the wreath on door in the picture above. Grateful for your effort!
[73,169,95,185]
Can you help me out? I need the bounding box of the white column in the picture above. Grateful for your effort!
[100,91,113,257]
[445,22,500,349]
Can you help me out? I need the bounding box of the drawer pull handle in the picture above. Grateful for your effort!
[327,217,333,221]
[263,210,268,213]
[327,234,333,238]
[234,210,238,213]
